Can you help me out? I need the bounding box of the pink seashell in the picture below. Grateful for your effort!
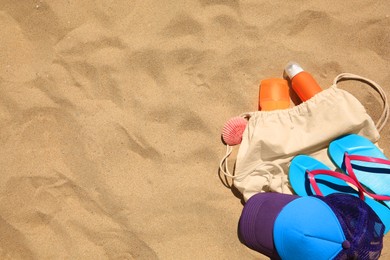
[221,116,248,146]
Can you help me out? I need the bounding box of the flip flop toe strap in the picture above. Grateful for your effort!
[306,169,365,200]
[343,153,390,201]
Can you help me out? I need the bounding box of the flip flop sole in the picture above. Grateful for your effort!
[289,154,390,234]
[289,155,357,196]
[329,134,390,207]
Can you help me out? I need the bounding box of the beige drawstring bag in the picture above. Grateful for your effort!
[220,73,389,202]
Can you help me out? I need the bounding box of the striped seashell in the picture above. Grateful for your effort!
[221,116,248,146]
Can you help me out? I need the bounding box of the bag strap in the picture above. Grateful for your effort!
[333,73,389,132]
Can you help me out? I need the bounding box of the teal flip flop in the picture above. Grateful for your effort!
[289,155,390,234]
[328,134,390,209]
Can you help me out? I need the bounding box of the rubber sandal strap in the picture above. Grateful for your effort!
[347,154,390,166]
[343,153,390,201]
[306,169,365,200]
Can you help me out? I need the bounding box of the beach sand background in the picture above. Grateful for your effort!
[0,0,389,259]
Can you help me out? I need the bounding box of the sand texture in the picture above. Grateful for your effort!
[0,0,389,259]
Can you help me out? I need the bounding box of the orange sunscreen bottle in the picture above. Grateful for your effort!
[258,78,290,111]
[284,62,322,102]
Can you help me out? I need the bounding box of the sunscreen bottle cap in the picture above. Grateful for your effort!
[284,61,304,79]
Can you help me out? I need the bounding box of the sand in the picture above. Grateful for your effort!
[0,0,389,259]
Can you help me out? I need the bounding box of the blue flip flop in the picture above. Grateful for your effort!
[289,155,390,234]
[329,134,390,208]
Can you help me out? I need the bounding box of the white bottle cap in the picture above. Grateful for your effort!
[284,61,304,79]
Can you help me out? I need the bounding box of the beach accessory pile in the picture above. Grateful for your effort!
[219,63,390,259]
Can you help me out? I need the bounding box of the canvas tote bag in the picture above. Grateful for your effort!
[220,73,389,202]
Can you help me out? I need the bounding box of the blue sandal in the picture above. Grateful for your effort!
[329,134,390,209]
[289,155,390,233]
